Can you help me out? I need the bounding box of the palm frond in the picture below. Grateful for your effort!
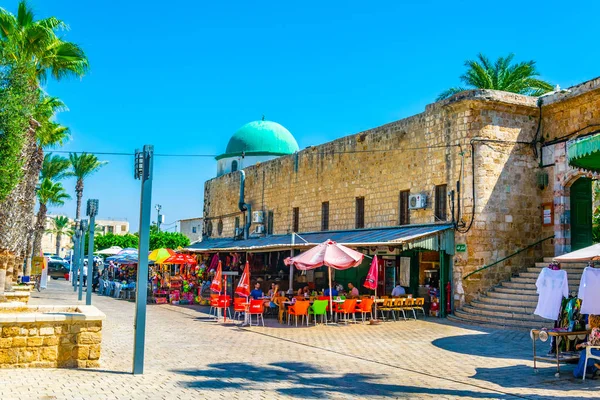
[40,153,70,181]
[436,87,467,101]
[16,1,34,28]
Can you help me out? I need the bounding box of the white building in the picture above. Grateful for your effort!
[179,217,203,243]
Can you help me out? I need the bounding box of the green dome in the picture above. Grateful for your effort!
[216,120,299,160]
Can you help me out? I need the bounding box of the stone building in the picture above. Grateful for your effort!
[190,78,600,326]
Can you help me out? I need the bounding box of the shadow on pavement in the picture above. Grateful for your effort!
[432,332,531,361]
[173,361,525,399]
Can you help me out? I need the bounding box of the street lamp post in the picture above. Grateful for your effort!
[155,204,162,232]
[86,199,99,306]
[78,219,88,301]
[133,145,153,375]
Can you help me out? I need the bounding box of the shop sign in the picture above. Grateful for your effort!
[455,244,467,253]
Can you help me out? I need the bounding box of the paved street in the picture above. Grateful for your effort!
[0,280,598,400]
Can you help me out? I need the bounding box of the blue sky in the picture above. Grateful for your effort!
[28,0,599,231]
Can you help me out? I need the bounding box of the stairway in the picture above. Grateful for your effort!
[449,258,587,330]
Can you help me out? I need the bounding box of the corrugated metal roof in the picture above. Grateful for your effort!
[185,223,454,253]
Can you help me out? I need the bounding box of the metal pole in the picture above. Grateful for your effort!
[78,220,88,301]
[72,222,80,291]
[133,145,153,375]
[86,200,98,306]
[288,232,295,293]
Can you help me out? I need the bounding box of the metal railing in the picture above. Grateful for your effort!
[463,235,555,280]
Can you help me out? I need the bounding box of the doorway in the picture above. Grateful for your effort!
[570,177,593,251]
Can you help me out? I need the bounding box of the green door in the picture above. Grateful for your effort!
[570,178,593,250]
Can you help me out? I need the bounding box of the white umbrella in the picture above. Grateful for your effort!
[553,243,600,262]
[96,246,123,255]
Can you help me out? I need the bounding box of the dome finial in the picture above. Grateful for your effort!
[262,115,265,121]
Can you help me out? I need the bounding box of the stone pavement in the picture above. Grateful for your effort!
[0,281,598,400]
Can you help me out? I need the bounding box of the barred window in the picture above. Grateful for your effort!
[399,190,410,225]
[435,184,447,221]
[321,202,329,231]
[355,197,365,229]
[292,207,299,233]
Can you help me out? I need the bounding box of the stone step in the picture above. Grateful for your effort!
[519,271,583,280]
[541,258,588,267]
[533,262,586,271]
[511,276,581,286]
[486,291,538,302]
[478,295,537,308]
[501,281,537,290]
[448,313,530,331]
[452,310,549,329]
[461,304,547,322]
[526,267,585,276]
[494,286,537,295]
[470,300,536,315]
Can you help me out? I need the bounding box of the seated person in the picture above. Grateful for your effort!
[303,286,310,297]
[269,284,280,308]
[391,283,406,297]
[348,282,359,297]
[297,288,303,296]
[574,314,600,378]
[268,283,277,297]
[250,283,263,300]
[324,286,338,297]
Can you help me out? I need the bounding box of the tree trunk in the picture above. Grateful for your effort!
[56,233,62,257]
[32,203,47,258]
[5,254,14,291]
[0,251,7,297]
[75,179,84,220]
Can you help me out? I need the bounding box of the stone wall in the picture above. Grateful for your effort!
[203,84,600,305]
[0,305,104,368]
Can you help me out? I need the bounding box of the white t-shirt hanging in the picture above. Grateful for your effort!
[578,267,600,315]
[534,268,569,320]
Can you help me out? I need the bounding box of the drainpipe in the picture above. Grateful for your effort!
[239,170,252,239]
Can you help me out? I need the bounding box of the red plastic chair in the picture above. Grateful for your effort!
[356,298,374,323]
[335,299,357,324]
[209,294,219,318]
[248,299,265,326]
[233,297,247,321]
[288,301,310,327]
[216,295,232,320]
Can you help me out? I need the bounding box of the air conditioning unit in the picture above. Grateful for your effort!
[252,211,264,223]
[408,194,427,209]
[255,224,265,234]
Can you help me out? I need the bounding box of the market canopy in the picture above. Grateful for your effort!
[184,223,454,254]
[149,248,175,264]
[554,243,600,262]
[96,246,122,255]
[567,133,600,172]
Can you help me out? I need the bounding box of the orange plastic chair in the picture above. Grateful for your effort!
[336,299,357,324]
[288,300,310,327]
[356,298,374,323]
[209,294,219,318]
[248,299,265,326]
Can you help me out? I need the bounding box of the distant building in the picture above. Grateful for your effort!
[179,217,203,243]
[95,218,130,236]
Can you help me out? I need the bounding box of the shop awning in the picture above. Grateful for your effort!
[185,223,454,254]
[567,133,600,172]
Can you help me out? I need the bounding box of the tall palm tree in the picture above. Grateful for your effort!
[68,153,107,220]
[0,1,87,289]
[32,179,70,258]
[40,153,70,181]
[46,216,72,257]
[437,53,553,101]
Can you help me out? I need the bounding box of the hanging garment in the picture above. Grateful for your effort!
[578,267,600,315]
[534,268,569,320]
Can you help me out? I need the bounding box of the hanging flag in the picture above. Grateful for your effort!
[363,255,378,290]
[210,260,223,293]
[235,261,251,297]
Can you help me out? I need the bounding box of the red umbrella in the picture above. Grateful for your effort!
[363,255,379,320]
[286,240,364,320]
[210,261,223,293]
[163,253,197,265]
[235,261,251,298]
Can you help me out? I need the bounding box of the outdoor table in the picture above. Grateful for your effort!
[531,329,589,377]
[240,302,251,327]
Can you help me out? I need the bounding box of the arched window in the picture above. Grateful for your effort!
[217,219,223,235]
[207,221,213,237]
[231,160,238,172]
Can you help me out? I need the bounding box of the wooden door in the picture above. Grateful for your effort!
[570,178,593,250]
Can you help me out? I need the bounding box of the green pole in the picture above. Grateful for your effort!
[86,200,98,306]
[133,145,154,375]
[72,221,80,292]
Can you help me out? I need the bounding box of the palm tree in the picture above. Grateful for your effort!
[40,153,70,181]
[31,179,70,258]
[46,216,72,257]
[68,153,107,220]
[0,1,87,289]
[437,53,553,101]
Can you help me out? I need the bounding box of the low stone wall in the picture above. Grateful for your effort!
[0,292,30,304]
[0,305,105,368]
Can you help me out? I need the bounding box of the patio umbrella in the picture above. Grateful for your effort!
[363,255,379,319]
[235,261,251,298]
[149,248,175,264]
[286,240,364,319]
[554,243,600,262]
[96,246,123,255]
[210,261,223,293]
[161,253,198,265]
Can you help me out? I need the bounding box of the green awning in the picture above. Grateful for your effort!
[567,133,600,172]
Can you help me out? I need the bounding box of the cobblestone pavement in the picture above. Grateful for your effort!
[1,281,599,400]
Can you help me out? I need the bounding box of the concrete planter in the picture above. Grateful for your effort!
[0,304,105,368]
[0,292,30,304]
